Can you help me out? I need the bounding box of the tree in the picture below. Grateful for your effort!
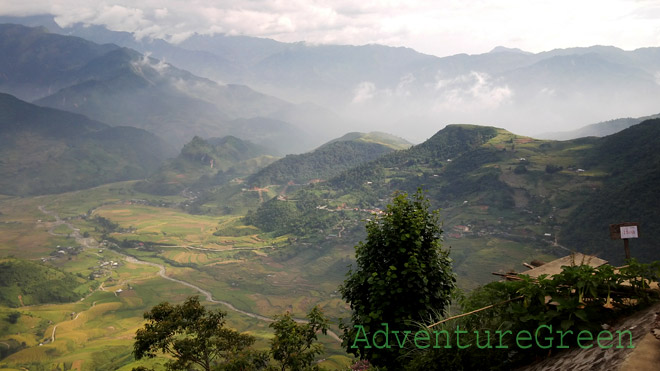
[133,296,257,371]
[339,189,455,368]
[269,306,329,371]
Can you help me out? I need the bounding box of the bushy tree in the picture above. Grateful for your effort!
[339,189,455,368]
[133,296,258,371]
[269,306,329,371]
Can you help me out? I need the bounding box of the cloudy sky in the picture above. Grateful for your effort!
[2,0,659,56]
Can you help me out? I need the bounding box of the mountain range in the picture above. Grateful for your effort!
[0,23,336,153]
[4,15,659,140]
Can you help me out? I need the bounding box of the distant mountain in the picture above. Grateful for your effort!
[0,24,330,153]
[134,136,277,196]
[0,93,174,195]
[4,16,660,139]
[319,131,412,149]
[247,132,411,187]
[489,46,533,55]
[537,113,660,140]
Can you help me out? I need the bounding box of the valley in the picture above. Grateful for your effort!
[0,15,659,371]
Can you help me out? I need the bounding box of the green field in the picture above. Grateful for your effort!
[0,187,353,370]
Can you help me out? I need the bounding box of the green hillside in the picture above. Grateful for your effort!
[0,258,87,307]
[0,93,174,195]
[319,131,412,150]
[247,132,410,187]
[561,118,660,263]
[246,121,660,284]
[134,136,277,196]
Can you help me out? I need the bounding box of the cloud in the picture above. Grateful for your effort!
[0,0,659,57]
[432,71,513,111]
[351,81,377,103]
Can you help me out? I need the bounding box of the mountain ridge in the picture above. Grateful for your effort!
[0,92,175,195]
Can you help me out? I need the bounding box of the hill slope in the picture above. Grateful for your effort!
[246,121,660,285]
[247,132,411,187]
[134,135,277,196]
[0,93,174,195]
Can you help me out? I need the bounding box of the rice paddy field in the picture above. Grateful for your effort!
[0,183,352,370]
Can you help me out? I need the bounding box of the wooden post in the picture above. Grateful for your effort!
[609,222,639,261]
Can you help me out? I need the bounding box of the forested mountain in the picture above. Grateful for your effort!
[248,120,660,267]
[247,132,411,187]
[0,93,174,195]
[0,24,330,153]
[134,136,277,196]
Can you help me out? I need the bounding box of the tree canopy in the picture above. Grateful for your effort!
[133,296,256,371]
[269,306,329,371]
[339,189,456,367]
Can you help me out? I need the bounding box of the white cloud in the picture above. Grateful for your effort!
[1,0,659,56]
[433,71,513,111]
[352,81,377,103]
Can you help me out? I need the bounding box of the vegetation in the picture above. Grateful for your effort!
[133,296,258,371]
[134,136,276,196]
[248,138,402,187]
[561,119,660,264]
[339,190,455,368]
[0,93,174,195]
[133,297,330,371]
[3,118,660,370]
[269,306,329,371]
[244,190,340,235]
[407,258,660,370]
[0,258,84,307]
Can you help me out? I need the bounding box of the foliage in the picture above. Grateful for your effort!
[91,215,120,234]
[269,306,329,371]
[0,258,83,307]
[561,118,660,264]
[339,189,455,368]
[545,164,563,173]
[134,135,274,196]
[5,310,20,324]
[244,191,340,236]
[408,259,660,370]
[248,140,396,187]
[133,296,256,371]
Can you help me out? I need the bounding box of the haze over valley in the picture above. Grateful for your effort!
[1,4,660,370]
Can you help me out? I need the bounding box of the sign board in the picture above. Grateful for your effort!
[609,222,640,240]
[620,226,639,239]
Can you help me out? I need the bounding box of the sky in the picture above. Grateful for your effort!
[1,0,659,57]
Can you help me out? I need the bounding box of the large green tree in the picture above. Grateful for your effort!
[133,296,260,371]
[339,189,455,368]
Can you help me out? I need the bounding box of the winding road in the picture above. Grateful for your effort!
[39,206,341,343]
